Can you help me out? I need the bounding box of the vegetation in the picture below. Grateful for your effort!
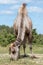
[0,45,43,65]
[0,25,43,47]
[0,25,43,65]
[0,25,16,46]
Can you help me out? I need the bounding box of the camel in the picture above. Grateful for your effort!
[9,3,33,60]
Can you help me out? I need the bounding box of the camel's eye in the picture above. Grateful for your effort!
[17,44,20,48]
[12,51,16,54]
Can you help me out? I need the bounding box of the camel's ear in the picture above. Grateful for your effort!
[13,43,16,47]
[9,47,11,54]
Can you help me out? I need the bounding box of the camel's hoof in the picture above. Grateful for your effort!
[23,54,27,57]
[10,58,14,61]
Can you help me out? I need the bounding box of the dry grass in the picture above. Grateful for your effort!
[0,45,43,65]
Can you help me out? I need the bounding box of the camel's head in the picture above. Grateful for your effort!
[9,42,19,60]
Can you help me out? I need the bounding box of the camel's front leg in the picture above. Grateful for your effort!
[22,37,26,56]
[29,43,32,54]
[28,32,37,58]
[18,45,20,58]
[28,32,32,54]
[23,44,26,56]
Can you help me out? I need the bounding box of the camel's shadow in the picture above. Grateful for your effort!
[10,54,39,61]
[20,54,29,58]
[19,54,38,59]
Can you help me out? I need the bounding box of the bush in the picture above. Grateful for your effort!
[0,25,43,46]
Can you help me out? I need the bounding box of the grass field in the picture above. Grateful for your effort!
[0,45,43,65]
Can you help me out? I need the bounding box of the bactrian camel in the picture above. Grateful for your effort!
[9,3,33,60]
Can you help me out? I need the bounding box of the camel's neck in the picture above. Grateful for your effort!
[14,8,26,46]
[14,38,22,46]
[20,13,24,28]
[15,14,24,46]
